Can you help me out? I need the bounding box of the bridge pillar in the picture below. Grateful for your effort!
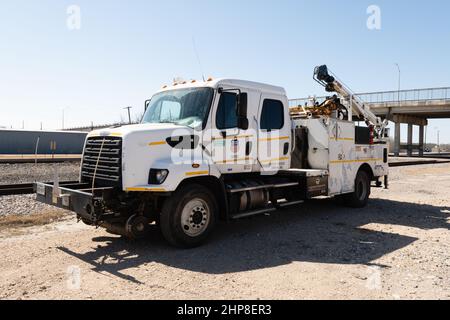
[419,125,425,157]
[407,124,413,157]
[394,122,401,157]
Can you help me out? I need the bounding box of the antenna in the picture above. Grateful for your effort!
[192,37,206,82]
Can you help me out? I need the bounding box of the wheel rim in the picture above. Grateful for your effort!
[181,198,210,237]
[135,222,145,232]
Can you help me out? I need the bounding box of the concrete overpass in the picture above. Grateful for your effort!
[290,87,450,157]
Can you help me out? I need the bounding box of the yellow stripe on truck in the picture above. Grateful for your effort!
[148,141,166,146]
[212,135,254,141]
[329,158,383,164]
[185,171,209,176]
[330,137,354,141]
[259,136,290,142]
[214,157,253,164]
[126,187,167,192]
[260,157,289,164]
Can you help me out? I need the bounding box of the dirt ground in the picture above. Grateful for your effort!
[0,164,449,300]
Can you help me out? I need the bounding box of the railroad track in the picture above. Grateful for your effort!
[0,181,79,196]
[0,155,82,164]
[1,160,449,197]
[389,160,450,167]
[0,183,36,196]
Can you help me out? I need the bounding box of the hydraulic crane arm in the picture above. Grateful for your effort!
[313,65,389,137]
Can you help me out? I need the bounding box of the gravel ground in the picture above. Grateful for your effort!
[0,162,80,185]
[0,163,449,300]
[0,162,80,216]
[0,194,67,216]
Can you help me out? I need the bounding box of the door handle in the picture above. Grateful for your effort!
[246,142,252,156]
[283,143,290,155]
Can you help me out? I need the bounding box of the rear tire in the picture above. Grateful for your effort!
[340,170,371,208]
[160,184,218,248]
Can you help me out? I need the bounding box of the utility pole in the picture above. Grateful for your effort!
[437,130,440,154]
[62,107,68,130]
[124,106,133,124]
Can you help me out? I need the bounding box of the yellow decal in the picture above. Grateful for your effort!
[148,141,166,146]
[330,137,354,141]
[126,187,166,192]
[185,171,209,176]
[329,158,383,164]
[259,136,290,142]
[214,157,253,164]
[212,135,254,141]
[260,157,289,164]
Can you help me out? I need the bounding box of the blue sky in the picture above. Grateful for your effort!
[0,0,449,143]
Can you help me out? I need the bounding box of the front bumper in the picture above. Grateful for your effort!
[34,181,116,224]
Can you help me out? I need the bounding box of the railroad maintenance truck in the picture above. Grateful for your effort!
[35,66,390,248]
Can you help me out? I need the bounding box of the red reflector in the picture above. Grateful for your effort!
[369,125,375,145]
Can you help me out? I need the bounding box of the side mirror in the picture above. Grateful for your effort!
[144,99,151,112]
[237,93,248,130]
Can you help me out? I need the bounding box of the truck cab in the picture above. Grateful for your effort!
[81,79,293,193]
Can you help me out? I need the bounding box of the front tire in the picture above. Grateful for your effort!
[340,170,371,208]
[160,184,218,248]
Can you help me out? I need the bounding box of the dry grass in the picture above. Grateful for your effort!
[0,210,68,231]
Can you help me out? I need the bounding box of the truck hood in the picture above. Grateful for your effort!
[87,123,203,190]
[88,123,195,139]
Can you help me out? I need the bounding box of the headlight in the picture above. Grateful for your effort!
[149,169,169,185]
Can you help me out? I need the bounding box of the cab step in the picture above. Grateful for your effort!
[230,200,304,220]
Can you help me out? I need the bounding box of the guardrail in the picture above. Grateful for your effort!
[290,87,450,107]
[357,87,450,104]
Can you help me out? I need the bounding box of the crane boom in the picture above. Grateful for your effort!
[313,65,388,138]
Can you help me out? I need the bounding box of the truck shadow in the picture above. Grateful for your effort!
[57,198,449,283]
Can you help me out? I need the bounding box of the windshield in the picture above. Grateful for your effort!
[142,87,214,128]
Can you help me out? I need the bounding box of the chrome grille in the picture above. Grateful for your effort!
[81,137,122,187]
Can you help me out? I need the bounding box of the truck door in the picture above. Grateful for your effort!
[210,88,256,174]
[257,95,291,172]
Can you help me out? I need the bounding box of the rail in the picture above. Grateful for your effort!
[0,181,80,196]
[0,183,36,196]
[0,154,82,164]
[290,87,450,107]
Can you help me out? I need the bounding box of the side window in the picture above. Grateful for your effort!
[216,92,238,129]
[260,99,284,130]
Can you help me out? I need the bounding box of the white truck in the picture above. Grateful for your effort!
[35,66,389,248]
